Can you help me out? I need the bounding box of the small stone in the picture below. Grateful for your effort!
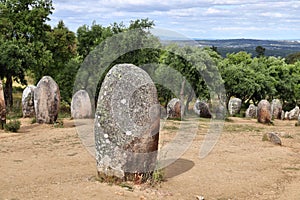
[167,98,181,119]
[193,100,212,118]
[263,132,282,145]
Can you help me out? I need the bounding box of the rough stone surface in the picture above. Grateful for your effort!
[281,110,285,120]
[22,85,36,118]
[263,132,282,146]
[193,100,212,118]
[95,64,159,180]
[286,106,300,120]
[167,98,181,119]
[228,97,242,115]
[245,104,257,118]
[34,76,60,124]
[0,80,6,129]
[284,111,289,120]
[257,100,271,124]
[271,99,282,119]
[71,90,92,119]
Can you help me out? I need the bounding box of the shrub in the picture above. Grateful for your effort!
[4,120,21,132]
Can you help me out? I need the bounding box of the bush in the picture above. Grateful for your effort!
[4,120,21,132]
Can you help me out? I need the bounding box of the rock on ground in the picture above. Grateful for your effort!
[263,132,282,146]
[193,100,212,118]
[285,106,300,120]
[34,76,60,124]
[245,104,257,118]
[94,64,159,181]
[228,97,242,115]
[167,98,181,119]
[257,100,271,124]
[22,85,36,118]
[271,99,282,119]
[71,90,92,119]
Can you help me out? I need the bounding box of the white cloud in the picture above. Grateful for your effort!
[49,0,300,39]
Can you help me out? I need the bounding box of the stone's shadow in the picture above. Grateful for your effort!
[163,158,195,179]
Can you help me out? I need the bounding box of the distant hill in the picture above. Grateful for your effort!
[164,39,300,58]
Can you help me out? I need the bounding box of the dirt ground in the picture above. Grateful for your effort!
[1,117,300,200]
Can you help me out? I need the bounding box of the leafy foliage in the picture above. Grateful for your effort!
[4,119,21,132]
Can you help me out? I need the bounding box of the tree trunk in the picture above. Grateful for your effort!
[185,88,195,115]
[180,78,186,119]
[4,75,13,110]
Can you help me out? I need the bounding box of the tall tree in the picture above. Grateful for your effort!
[0,0,53,108]
[255,45,266,57]
[42,20,77,103]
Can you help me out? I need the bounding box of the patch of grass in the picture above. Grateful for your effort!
[152,169,165,184]
[53,120,64,128]
[58,101,71,119]
[95,172,123,185]
[30,118,36,124]
[167,117,182,121]
[4,120,21,132]
[225,124,262,133]
[282,134,293,139]
[262,133,269,141]
[163,125,179,130]
[225,117,234,122]
[283,167,300,171]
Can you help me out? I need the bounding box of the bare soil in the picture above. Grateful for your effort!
[1,117,300,200]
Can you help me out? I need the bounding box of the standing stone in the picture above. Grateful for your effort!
[71,90,92,119]
[34,76,60,124]
[257,100,271,124]
[95,64,159,181]
[271,99,282,119]
[22,85,36,118]
[245,104,257,118]
[193,99,212,118]
[167,98,181,119]
[281,110,285,120]
[228,97,242,115]
[286,106,300,120]
[0,80,6,129]
[284,111,289,120]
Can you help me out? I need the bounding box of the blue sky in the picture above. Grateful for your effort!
[48,0,300,40]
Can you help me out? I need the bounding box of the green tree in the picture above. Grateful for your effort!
[39,20,77,103]
[77,21,113,58]
[74,19,159,109]
[285,52,300,64]
[255,45,266,57]
[159,44,223,115]
[219,52,257,105]
[0,0,53,108]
